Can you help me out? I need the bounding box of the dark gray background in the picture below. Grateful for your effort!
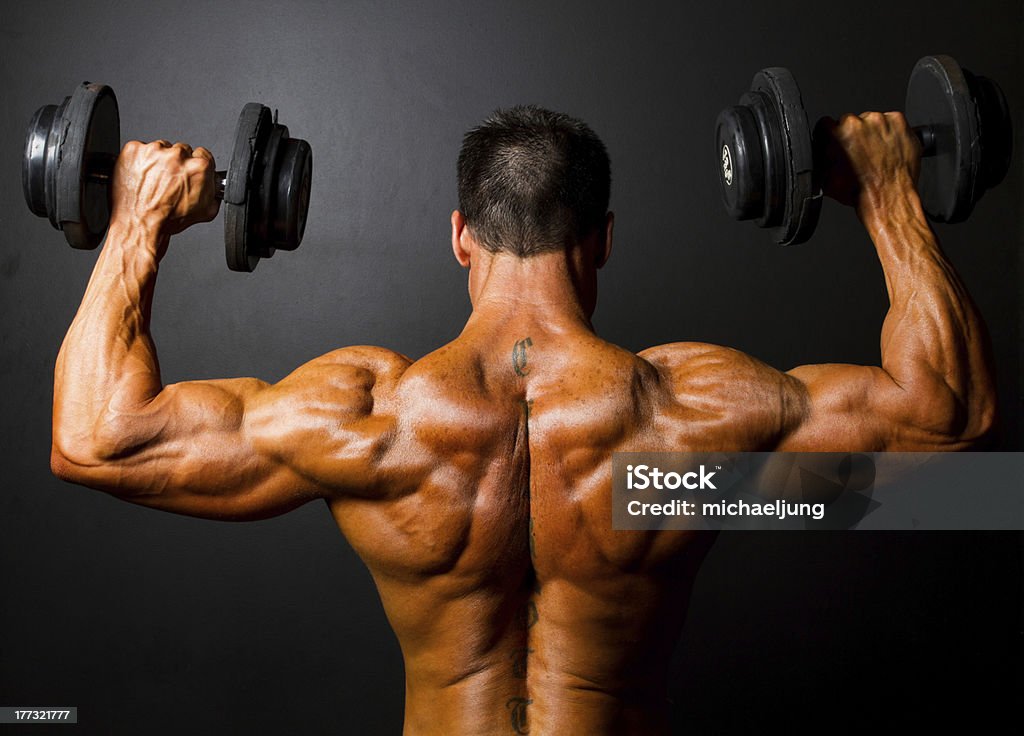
[1,0,1020,733]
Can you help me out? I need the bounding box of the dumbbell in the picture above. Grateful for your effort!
[23,82,313,271]
[714,55,1012,244]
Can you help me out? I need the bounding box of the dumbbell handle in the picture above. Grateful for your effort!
[85,153,228,199]
[913,125,937,156]
[816,123,936,157]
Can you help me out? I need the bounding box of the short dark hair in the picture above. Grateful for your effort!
[457,106,611,257]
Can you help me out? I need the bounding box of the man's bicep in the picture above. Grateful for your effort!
[131,350,406,515]
[642,343,896,451]
[779,363,922,451]
[53,344,408,518]
[53,376,323,520]
[642,342,970,452]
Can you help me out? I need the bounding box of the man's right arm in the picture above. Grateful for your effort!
[780,195,995,451]
[650,111,996,452]
[780,112,996,451]
[49,140,411,518]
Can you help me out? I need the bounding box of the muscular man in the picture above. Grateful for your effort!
[50,106,995,734]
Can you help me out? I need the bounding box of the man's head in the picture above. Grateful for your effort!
[455,106,611,257]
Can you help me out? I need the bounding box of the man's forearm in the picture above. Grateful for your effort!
[52,222,167,463]
[864,181,996,441]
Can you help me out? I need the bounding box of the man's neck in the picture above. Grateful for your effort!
[463,249,597,336]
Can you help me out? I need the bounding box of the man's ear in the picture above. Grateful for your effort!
[451,210,472,268]
[596,211,614,269]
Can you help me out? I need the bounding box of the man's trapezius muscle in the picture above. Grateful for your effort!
[50,108,995,734]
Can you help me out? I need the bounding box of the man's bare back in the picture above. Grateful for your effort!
[50,108,995,734]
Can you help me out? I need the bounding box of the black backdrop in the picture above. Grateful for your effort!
[1,1,1020,733]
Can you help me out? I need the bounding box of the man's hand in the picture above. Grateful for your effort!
[110,140,220,244]
[815,112,922,217]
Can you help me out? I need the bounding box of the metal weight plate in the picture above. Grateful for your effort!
[58,83,119,249]
[24,96,73,230]
[224,103,273,272]
[262,131,312,253]
[274,137,312,251]
[963,68,1012,196]
[905,56,979,223]
[23,83,119,248]
[225,104,313,271]
[738,87,786,230]
[254,123,286,260]
[23,103,60,218]
[715,104,766,221]
[751,68,820,245]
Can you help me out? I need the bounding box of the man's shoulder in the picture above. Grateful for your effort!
[637,341,759,377]
[290,345,413,383]
[263,346,412,418]
[636,342,805,438]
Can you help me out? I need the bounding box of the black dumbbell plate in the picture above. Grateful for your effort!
[23,83,119,249]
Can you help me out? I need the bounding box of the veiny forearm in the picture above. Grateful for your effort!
[863,180,996,441]
[53,221,168,462]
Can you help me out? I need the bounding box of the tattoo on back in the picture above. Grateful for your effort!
[512,337,533,376]
[510,647,534,679]
[506,697,532,734]
[525,600,538,628]
[528,518,536,562]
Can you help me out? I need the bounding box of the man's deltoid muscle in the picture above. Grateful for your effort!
[50,107,995,734]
